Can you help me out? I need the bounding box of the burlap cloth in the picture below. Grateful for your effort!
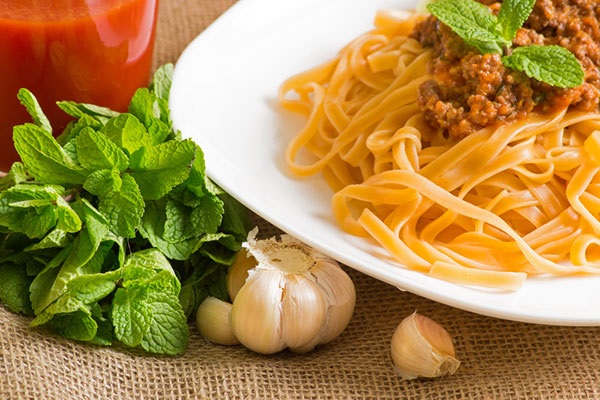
[1,1,600,399]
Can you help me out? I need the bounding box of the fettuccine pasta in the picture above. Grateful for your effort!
[278,10,600,290]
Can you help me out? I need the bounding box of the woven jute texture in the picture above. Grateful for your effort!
[2,0,600,398]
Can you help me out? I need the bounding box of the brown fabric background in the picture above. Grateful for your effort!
[2,0,600,398]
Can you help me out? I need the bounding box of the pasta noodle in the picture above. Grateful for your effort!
[278,10,600,290]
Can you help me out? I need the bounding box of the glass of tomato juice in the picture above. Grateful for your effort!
[0,0,159,171]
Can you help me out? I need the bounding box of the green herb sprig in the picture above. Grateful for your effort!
[427,0,585,88]
[0,65,252,355]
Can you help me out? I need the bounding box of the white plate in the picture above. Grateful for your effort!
[170,0,600,326]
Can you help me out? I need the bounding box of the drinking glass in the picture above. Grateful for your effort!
[0,0,159,170]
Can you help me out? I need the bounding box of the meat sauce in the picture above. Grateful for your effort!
[411,0,600,138]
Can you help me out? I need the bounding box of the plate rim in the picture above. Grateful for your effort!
[170,0,600,326]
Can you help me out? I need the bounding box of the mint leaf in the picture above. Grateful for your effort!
[29,199,111,314]
[13,124,86,185]
[48,309,98,342]
[98,173,144,238]
[198,234,241,263]
[147,64,174,138]
[189,195,224,234]
[503,45,585,88]
[25,229,69,251]
[139,201,202,260]
[28,246,70,314]
[129,139,196,200]
[178,259,228,318]
[32,268,119,334]
[56,114,104,146]
[57,101,120,124]
[111,286,152,347]
[17,89,52,134]
[164,195,224,242]
[122,249,180,294]
[55,196,82,233]
[112,249,188,354]
[183,148,208,198]
[67,272,119,304]
[497,0,536,42]
[128,88,171,143]
[83,168,123,196]
[427,0,506,54]
[0,263,33,314]
[121,250,180,303]
[124,248,176,273]
[75,127,129,172]
[220,193,253,243]
[139,292,189,355]
[426,0,584,89]
[0,162,30,191]
[0,184,72,238]
[103,114,153,156]
[0,184,79,240]
[90,304,114,346]
[150,64,174,101]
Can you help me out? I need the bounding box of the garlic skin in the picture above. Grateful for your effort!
[226,248,253,301]
[196,296,239,346]
[390,312,460,380]
[228,229,356,354]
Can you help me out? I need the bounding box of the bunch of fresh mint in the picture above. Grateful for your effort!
[427,0,585,88]
[0,64,252,355]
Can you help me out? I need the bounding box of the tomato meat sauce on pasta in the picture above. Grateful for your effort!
[278,0,600,290]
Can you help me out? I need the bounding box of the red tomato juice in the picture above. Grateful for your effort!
[0,0,158,170]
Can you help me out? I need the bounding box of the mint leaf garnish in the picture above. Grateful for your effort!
[497,0,536,42]
[426,0,585,88]
[427,0,505,54]
[503,45,585,88]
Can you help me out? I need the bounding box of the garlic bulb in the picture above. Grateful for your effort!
[390,312,460,380]
[196,296,239,346]
[226,229,356,354]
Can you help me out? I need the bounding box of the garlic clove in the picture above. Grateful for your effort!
[309,260,356,345]
[226,248,255,301]
[390,312,460,380]
[225,230,357,355]
[195,296,239,346]
[414,311,456,361]
[281,274,328,352]
[230,268,287,354]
